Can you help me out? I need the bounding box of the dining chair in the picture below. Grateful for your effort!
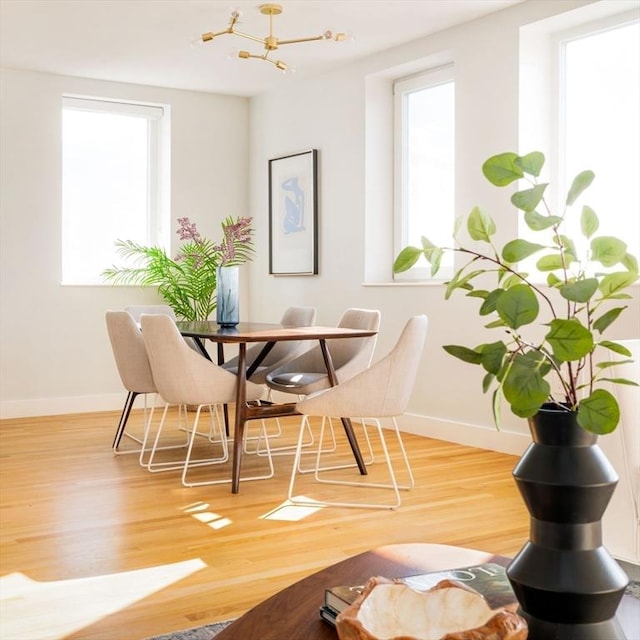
[221,306,317,383]
[287,314,428,509]
[105,310,187,459]
[263,308,381,457]
[265,308,381,396]
[140,313,273,487]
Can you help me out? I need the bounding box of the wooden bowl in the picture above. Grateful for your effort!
[335,576,528,640]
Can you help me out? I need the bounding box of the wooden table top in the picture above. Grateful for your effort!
[212,543,639,640]
[176,321,378,344]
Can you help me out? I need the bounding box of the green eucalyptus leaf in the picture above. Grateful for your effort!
[482,152,523,186]
[547,272,562,287]
[492,388,502,430]
[599,272,638,298]
[524,209,563,231]
[558,278,599,303]
[511,184,547,212]
[545,318,594,362]
[580,206,599,238]
[467,289,489,299]
[478,341,507,375]
[515,151,545,177]
[566,170,595,206]
[502,355,550,418]
[591,236,628,267]
[577,389,619,434]
[467,206,496,242]
[393,246,422,273]
[501,239,545,263]
[495,283,539,329]
[502,273,528,289]
[622,252,639,274]
[485,318,508,329]
[598,377,639,386]
[595,359,634,369]
[598,340,632,356]
[443,344,483,365]
[428,248,444,277]
[482,372,495,393]
[558,235,577,262]
[537,254,564,271]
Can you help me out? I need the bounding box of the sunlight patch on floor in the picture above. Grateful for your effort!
[0,559,206,640]
[183,501,232,530]
[260,496,325,521]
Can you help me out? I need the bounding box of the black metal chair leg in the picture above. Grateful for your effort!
[112,391,139,450]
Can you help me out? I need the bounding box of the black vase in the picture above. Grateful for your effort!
[507,403,629,640]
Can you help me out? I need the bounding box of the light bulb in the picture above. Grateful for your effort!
[190,34,207,49]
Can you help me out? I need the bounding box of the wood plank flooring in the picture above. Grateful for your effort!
[0,409,529,639]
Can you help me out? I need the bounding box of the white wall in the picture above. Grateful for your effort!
[246,0,640,454]
[0,69,249,417]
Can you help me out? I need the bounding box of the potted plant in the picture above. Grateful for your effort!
[393,151,638,639]
[103,215,254,321]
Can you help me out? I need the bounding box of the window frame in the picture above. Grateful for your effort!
[61,96,169,285]
[393,63,455,282]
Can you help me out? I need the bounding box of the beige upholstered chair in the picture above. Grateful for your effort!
[600,339,640,569]
[106,310,189,459]
[266,308,381,396]
[140,313,271,487]
[105,310,159,453]
[288,315,428,509]
[222,306,317,384]
[263,308,381,456]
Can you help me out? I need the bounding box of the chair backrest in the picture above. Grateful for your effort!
[296,315,428,419]
[140,314,263,406]
[271,308,380,376]
[125,304,177,322]
[222,306,317,382]
[105,310,156,394]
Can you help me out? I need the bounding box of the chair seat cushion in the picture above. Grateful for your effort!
[266,371,326,389]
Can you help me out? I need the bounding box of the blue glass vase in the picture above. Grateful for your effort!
[216,265,239,327]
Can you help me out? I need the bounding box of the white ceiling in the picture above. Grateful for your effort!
[0,0,521,97]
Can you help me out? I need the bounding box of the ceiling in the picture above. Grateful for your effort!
[0,0,521,97]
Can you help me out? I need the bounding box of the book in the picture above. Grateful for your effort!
[321,562,516,627]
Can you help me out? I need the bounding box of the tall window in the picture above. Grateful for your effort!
[62,97,169,285]
[557,16,639,261]
[393,65,455,280]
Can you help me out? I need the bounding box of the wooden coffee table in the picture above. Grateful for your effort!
[212,543,639,640]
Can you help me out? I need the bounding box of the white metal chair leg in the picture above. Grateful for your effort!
[287,417,413,510]
[182,414,274,486]
[138,401,190,468]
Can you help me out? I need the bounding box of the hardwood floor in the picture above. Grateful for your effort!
[0,409,529,639]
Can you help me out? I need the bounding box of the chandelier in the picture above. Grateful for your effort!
[195,3,346,72]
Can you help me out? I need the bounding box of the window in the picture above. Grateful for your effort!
[557,17,639,262]
[62,97,169,285]
[393,65,455,280]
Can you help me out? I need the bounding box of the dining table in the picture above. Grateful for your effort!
[176,321,378,493]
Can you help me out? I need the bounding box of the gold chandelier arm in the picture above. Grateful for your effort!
[276,35,326,46]
[231,29,269,46]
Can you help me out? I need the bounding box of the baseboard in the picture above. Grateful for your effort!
[0,394,125,419]
[397,412,530,456]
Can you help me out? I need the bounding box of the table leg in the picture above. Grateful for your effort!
[231,342,248,493]
[318,340,368,476]
[216,343,230,437]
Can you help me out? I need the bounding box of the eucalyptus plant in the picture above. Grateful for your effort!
[102,215,254,321]
[394,151,638,435]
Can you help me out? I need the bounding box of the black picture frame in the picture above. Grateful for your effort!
[268,149,318,275]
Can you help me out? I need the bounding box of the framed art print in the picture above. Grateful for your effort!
[268,149,318,275]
